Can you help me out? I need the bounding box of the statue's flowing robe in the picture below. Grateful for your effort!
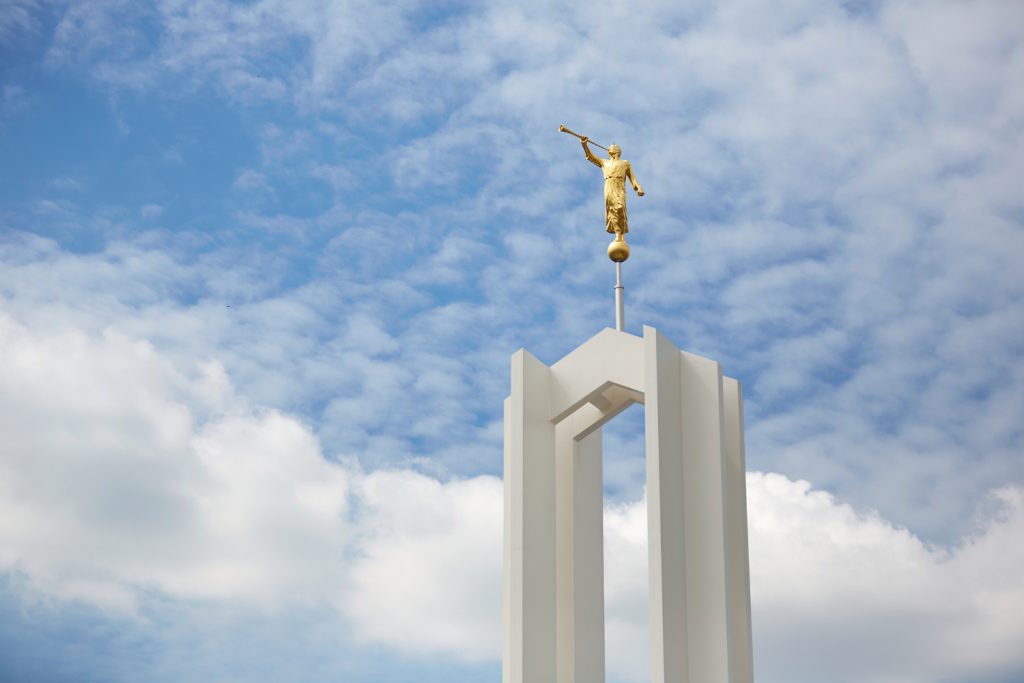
[602,159,631,234]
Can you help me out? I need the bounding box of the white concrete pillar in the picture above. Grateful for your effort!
[644,328,690,683]
[645,326,732,683]
[724,378,754,683]
[556,414,605,683]
[504,349,557,683]
[504,327,752,683]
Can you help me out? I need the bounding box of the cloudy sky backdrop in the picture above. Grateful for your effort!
[1,1,1022,682]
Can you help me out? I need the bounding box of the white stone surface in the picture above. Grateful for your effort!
[724,377,754,683]
[503,326,752,683]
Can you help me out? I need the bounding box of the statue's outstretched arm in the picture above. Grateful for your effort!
[626,163,645,196]
[581,140,603,168]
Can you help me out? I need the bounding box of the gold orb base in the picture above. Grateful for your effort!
[607,235,630,263]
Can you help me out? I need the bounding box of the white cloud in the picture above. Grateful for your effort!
[41,0,422,105]
[50,175,86,192]
[140,203,163,219]
[232,168,275,198]
[10,0,1024,511]
[0,290,1021,681]
[0,312,349,611]
[599,474,1024,683]
[0,296,503,655]
[343,469,503,660]
[748,474,1024,683]
[0,0,52,47]
[1,83,30,120]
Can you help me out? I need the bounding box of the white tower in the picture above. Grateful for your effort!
[503,326,753,683]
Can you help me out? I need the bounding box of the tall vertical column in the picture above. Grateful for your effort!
[644,326,733,683]
[644,328,688,683]
[504,350,557,683]
[678,348,731,683]
[556,409,606,683]
[572,429,605,683]
[723,378,754,683]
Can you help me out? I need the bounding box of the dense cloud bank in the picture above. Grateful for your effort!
[1,301,1022,682]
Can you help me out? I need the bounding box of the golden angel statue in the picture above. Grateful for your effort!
[559,125,645,263]
[581,139,643,237]
[573,134,644,237]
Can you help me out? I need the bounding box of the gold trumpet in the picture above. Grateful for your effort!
[558,124,610,152]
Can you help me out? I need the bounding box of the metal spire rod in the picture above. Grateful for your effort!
[614,262,625,331]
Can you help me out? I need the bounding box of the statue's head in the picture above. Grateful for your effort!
[608,144,621,158]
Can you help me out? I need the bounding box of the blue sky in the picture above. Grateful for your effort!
[1,1,1022,681]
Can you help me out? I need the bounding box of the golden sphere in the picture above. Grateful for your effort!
[607,236,630,263]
